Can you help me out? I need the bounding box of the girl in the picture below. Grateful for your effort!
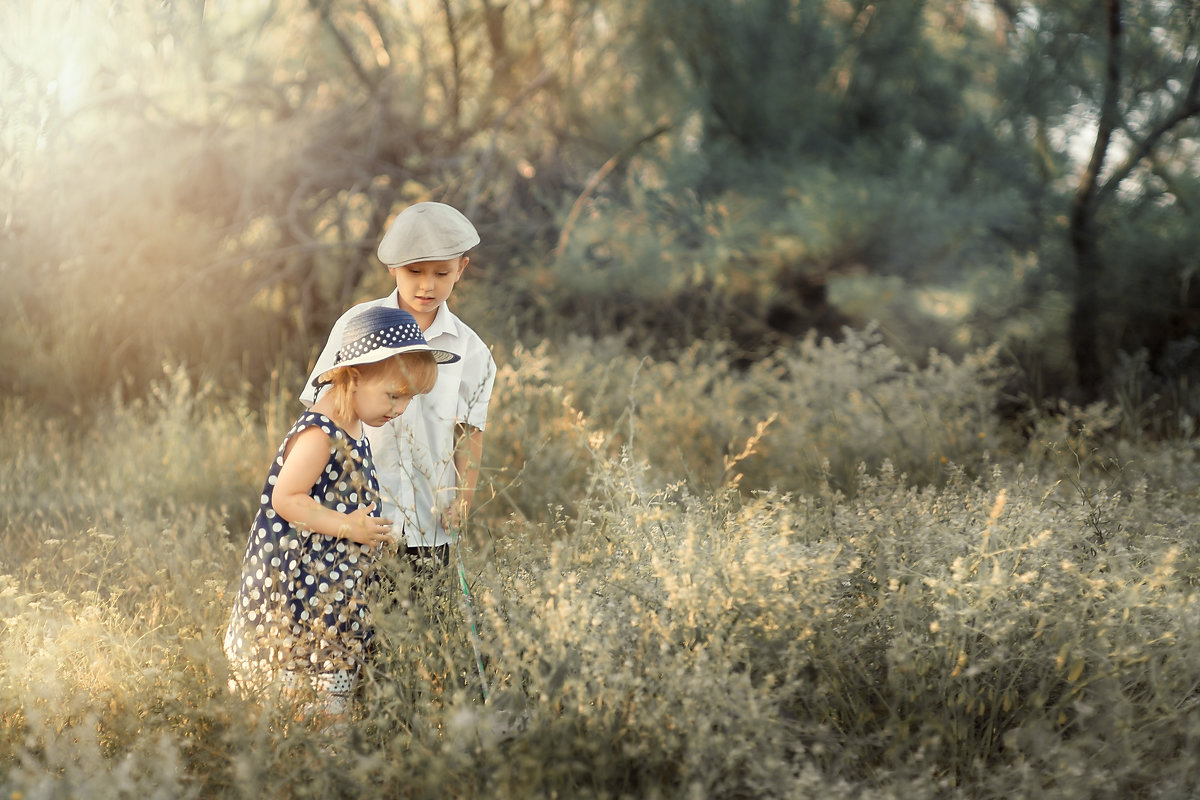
[224,306,459,725]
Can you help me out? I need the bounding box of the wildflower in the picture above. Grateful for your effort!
[950,650,968,678]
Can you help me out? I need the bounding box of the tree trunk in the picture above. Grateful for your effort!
[1068,201,1103,394]
[1068,0,1121,399]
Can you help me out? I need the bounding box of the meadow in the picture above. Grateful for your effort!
[5,1,1200,796]
[1,324,1198,799]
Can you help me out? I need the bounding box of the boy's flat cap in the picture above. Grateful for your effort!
[377,201,480,267]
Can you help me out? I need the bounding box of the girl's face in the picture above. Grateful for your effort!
[352,372,414,428]
[388,256,467,325]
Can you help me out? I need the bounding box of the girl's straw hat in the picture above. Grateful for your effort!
[315,306,460,387]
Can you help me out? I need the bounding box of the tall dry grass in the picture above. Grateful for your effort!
[1,333,1198,798]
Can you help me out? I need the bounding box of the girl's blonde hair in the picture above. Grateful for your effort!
[322,351,439,423]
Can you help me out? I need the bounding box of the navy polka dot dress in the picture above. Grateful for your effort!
[224,412,383,691]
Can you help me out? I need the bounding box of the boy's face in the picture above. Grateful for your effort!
[388,256,467,323]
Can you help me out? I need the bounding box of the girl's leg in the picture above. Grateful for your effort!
[281,668,358,732]
[314,669,357,720]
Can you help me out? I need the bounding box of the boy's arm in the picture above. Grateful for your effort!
[446,422,484,531]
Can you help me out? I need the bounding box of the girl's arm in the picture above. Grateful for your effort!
[273,427,395,548]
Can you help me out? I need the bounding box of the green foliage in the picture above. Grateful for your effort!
[5,0,1199,417]
[621,1,1003,167]
[627,0,844,158]
[533,158,1045,364]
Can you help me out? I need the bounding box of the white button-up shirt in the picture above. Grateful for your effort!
[301,293,495,547]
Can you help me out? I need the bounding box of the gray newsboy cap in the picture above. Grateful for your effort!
[377,201,480,267]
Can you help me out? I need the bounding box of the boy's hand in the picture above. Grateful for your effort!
[442,499,469,535]
[341,503,395,548]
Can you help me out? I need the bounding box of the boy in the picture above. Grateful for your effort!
[301,201,495,575]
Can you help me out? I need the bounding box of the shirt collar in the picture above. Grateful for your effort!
[387,290,458,340]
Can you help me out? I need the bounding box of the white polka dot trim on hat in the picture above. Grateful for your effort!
[335,320,424,363]
[313,306,460,388]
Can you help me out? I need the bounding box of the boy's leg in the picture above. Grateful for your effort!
[373,543,449,616]
[403,545,449,603]
[404,544,450,574]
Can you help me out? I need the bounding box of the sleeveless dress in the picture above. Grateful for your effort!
[224,412,383,694]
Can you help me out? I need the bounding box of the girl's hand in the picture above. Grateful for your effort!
[340,504,395,548]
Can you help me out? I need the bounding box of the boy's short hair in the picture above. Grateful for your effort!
[378,202,480,267]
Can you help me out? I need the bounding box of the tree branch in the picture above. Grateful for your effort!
[440,0,462,130]
[1075,0,1123,212]
[309,0,377,92]
[481,0,512,95]
[553,122,672,260]
[1099,56,1200,201]
[466,67,554,219]
[361,0,393,64]
[1067,0,1122,396]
